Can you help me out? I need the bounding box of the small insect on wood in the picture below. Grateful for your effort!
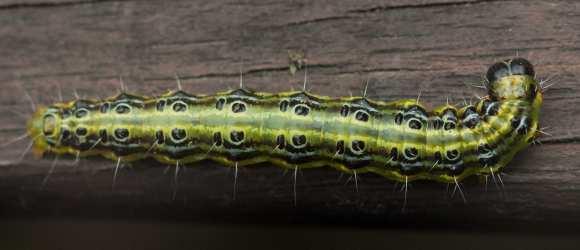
[24,58,543,192]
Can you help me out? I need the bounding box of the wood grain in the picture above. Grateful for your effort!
[1,0,579,232]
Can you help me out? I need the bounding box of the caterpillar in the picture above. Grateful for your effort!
[24,58,542,186]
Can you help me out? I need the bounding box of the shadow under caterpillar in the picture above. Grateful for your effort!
[24,58,543,193]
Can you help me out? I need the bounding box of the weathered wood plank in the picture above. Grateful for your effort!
[0,0,579,231]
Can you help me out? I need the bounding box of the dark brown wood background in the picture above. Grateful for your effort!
[0,0,579,248]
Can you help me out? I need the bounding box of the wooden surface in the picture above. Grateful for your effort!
[1,0,580,240]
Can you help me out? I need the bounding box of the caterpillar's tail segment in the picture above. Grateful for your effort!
[26,105,50,158]
[485,58,539,101]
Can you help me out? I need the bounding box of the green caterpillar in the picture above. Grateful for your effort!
[26,58,543,184]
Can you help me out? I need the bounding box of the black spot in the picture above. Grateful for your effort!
[479,156,498,166]
[478,143,491,154]
[511,118,519,129]
[276,135,285,149]
[484,101,499,116]
[390,147,398,161]
[336,140,345,154]
[172,102,187,112]
[216,98,226,110]
[408,119,422,130]
[232,102,246,113]
[511,116,531,135]
[292,135,307,147]
[99,129,108,142]
[115,104,131,114]
[442,109,458,120]
[444,121,456,130]
[434,152,442,162]
[463,106,477,117]
[463,116,479,128]
[156,100,166,112]
[155,130,165,144]
[230,131,245,143]
[61,110,71,119]
[408,105,427,113]
[75,127,87,136]
[75,109,88,118]
[60,129,73,145]
[478,144,498,166]
[446,149,460,162]
[449,164,465,175]
[351,140,366,153]
[171,128,187,142]
[114,128,129,140]
[340,105,349,117]
[463,106,480,127]
[61,129,71,140]
[294,105,309,116]
[395,113,404,125]
[404,147,418,160]
[279,100,289,112]
[213,132,222,146]
[100,103,110,113]
[355,110,369,122]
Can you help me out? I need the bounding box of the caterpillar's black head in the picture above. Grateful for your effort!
[485,58,538,100]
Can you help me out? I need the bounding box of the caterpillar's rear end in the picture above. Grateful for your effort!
[26,58,542,184]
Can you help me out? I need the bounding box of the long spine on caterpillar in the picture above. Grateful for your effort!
[26,58,542,183]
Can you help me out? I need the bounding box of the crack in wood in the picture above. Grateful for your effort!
[538,136,580,144]
[0,0,130,10]
[347,0,508,14]
[271,16,354,29]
